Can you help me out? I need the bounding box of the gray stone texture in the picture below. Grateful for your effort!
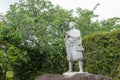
[35,73,113,80]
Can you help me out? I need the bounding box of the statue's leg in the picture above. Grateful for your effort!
[68,61,72,72]
[78,60,83,72]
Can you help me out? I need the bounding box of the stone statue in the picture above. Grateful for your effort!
[64,22,84,72]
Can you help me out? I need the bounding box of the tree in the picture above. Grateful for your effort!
[99,17,120,32]
[75,6,99,36]
[75,4,120,36]
[2,0,73,79]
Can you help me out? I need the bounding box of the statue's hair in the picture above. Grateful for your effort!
[69,22,76,28]
[69,22,76,25]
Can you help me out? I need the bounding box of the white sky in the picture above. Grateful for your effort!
[0,0,120,20]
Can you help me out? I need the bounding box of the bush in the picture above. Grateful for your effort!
[83,29,120,79]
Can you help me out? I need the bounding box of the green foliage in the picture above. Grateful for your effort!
[1,0,73,80]
[0,41,29,80]
[83,29,120,79]
[40,38,67,74]
[0,49,7,80]
[76,7,120,36]
[76,7,99,36]
[99,17,120,32]
[3,0,73,48]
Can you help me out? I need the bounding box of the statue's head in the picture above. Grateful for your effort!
[69,22,76,29]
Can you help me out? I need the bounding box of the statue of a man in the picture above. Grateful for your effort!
[64,22,84,72]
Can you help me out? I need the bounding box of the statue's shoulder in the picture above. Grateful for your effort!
[74,29,80,34]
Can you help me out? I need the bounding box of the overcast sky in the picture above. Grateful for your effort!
[0,0,120,20]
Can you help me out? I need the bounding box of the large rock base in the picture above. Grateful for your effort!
[35,73,113,80]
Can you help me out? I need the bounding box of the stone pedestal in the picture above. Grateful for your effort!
[35,73,113,80]
[63,72,88,78]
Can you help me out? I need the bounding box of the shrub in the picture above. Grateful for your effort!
[83,29,120,79]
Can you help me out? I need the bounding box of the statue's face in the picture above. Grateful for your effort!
[69,22,75,29]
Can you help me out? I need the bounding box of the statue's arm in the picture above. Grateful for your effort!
[78,31,82,45]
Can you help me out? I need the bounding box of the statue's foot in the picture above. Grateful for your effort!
[68,69,72,72]
[79,70,83,73]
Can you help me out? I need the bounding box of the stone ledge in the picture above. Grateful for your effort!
[35,73,113,80]
[63,72,88,78]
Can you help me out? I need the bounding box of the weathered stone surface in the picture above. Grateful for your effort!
[35,74,64,80]
[35,73,113,80]
[63,72,88,78]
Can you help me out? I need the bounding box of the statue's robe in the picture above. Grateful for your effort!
[65,29,84,61]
